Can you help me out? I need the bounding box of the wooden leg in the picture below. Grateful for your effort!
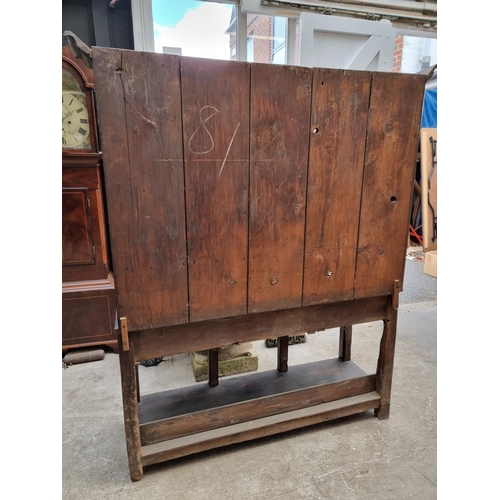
[338,326,352,361]
[208,348,219,387]
[135,364,140,403]
[277,336,289,373]
[118,330,143,481]
[374,297,398,420]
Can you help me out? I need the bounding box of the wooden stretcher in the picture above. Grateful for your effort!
[92,47,427,481]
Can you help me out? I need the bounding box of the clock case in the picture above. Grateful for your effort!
[62,44,117,354]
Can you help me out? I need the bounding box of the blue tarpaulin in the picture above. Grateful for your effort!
[421,88,437,128]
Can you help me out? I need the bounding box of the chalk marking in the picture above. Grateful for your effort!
[124,97,157,128]
[188,106,219,154]
[218,122,241,178]
[190,159,247,162]
[262,132,282,149]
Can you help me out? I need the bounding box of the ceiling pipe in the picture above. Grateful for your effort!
[260,1,437,23]
[262,0,437,14]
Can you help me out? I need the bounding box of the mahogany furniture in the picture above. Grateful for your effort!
[92,47,427,481]
[62,44,117,353]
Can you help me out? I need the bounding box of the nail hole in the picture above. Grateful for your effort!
[390,196,397,203]
[312,127,319,135]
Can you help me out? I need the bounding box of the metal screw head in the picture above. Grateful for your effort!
[326,271,333,277]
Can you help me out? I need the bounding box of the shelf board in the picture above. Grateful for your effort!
[138,358,376,445]
[141,391,380,466]
[139,358,367,422]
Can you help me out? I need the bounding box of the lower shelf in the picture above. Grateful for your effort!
[142,392,380,466]
[137,358,379,466]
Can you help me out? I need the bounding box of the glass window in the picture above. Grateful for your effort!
[152,0,233,60]
[247,36,254,63]
[245,14,288,64]
[272,17,286,54]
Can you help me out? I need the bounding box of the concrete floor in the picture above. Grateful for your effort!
[62,256,437,499]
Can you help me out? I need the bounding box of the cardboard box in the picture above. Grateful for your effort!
[424,251,437,278]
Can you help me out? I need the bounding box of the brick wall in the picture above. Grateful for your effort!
[248,15,272,63]
[228,14,272,63]
[393,35,404,72]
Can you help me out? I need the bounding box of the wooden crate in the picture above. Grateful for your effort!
[92,48,427,481]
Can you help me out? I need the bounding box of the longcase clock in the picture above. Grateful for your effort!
[62,44,117,353]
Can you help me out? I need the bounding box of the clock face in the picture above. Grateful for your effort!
[62,92,91,149]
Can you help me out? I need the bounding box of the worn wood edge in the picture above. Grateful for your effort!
[141,392,380,466]
[117,335,143,480]
[132,296,387,361]
[139,373,376,445]
[62,276,115,293]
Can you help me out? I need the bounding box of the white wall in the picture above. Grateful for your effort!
[401,36,437,73]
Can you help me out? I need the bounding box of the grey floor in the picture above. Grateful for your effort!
[62,256,437,499]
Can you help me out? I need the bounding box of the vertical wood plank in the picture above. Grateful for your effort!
[93,48,188,331]
[354,72,427,299]
[248,63,312,313]
[303,68,370,305]
[181,58,250,322]
[208,348,219,387]
[339,325,353,362]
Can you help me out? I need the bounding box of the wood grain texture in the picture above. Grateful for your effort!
[181,58,250,322]
[354,72,427,299]
[62,188,94,266]
[303,68,370,305]
[248,63,312,313]
[375,297,398,419]
[131,295,387,361]
[62,292,115,343]
[89,50,431,480]
[118,333,143,481]
[93,48,188,330]
[62,162,110,282]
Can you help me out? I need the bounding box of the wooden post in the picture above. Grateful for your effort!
[208,348,219,387]
[375,295,398,420]
[118,319,143,481]
[339,326,352,361]
[277,336,289,373]
[135,364,140,404]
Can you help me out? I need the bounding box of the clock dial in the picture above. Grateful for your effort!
[62,92,91,149]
